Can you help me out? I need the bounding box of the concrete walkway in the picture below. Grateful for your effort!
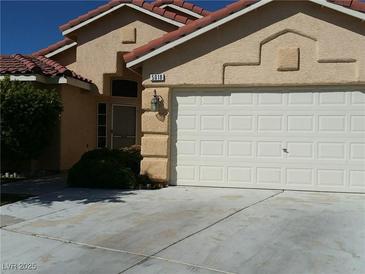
[1,187,364,274]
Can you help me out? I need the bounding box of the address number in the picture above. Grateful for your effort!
[150,73,165,82]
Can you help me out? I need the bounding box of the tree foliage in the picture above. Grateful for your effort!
[1,77,63,160]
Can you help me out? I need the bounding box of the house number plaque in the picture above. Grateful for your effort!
[150,73,165,82]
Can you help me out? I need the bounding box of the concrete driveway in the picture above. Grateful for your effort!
[1,187,364,274]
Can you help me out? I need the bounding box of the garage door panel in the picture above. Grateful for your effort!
[319,92,347,105]
[351,91,365,104]
[288,93,315,105]
[318,142,346,160]
[350,115,365,132]
[256,142,283,158]
[200,115,225,131]
[229,92,254,105]
[172,89,365,193]
[349,170,365,188]
[286,168,314,186]
[228,115,254,132]
[258,93,284,105]
[200,140,224,156]
[287,115,314,132]
[227,167,253,183]
[228,141,253,158]
[318,115,346,132]
[258,115,283,131]
[199,166,224,182]
[257,167,282,184]
[317,169,345,187]
[350,143,365,160]
[201,94,225,105]
[286,142,314,159]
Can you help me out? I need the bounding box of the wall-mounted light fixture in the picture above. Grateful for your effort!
[151,89,163,112]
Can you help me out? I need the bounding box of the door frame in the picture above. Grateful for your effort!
[111,104,138,149]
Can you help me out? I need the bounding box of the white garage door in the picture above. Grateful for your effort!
[171,89,365,193]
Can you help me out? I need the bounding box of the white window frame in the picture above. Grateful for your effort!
[97,102,108,148]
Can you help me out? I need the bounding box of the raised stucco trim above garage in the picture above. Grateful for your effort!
[125,0,365,68]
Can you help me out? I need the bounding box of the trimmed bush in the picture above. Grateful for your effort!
[0,77,63,161]
[67,147,142,189]
[120,145,142,176]
[136,174,155,187]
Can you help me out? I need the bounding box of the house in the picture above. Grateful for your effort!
[1,0,364,193]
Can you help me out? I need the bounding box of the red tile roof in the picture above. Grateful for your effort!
[33,38,75,57]
[153,0,210,16]
[0,54,91,83]
[124,0,365,65]
[328,0,365,12]
[36,1,209,57]
[59,0,194,33]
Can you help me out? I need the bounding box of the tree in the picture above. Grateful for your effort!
[1,77,63,161]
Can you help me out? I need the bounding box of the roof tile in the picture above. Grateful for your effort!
[59,0,194,33]
[33,38,75,57]
[0,54,91,83]
[153,0,211,16]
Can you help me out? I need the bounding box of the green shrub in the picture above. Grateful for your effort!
[67,157,136,189]
[136,174,155,187]
[0,77,63,161]
[120,145,142,176]
[67,147,142,189]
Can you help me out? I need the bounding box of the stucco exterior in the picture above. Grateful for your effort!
[58,85,97,170]
[35,6,179,171]
[7,1,364,178]
[138,1,365,183]
[35,84,96,171]
[68,6,176,94]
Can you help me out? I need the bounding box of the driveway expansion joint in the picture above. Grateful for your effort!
[118,190,284,273]
[2,189,283,274]
[1,228,234,274]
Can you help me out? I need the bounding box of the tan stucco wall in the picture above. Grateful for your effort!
[71,6,176,94]
[140,87,171,181]
[139,1,365,183]
[59,85,97,170]
[45,6,178,162]
[142,2,365,86]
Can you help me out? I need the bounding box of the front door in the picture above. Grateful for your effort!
[112,105,136,149]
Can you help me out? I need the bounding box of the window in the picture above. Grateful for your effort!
[97,103,107,148]
[111,80,138,97]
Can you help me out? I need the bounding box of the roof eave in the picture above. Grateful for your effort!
[61,3,185,36]
[0,74,93,91]
[160,4,204,18]
[45,42,78,58]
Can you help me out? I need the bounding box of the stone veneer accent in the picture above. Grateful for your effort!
[140,87,171,182]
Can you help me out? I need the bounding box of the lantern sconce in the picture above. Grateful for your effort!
[151,89,163,112]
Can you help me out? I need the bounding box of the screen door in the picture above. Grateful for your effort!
[112,105,136,149]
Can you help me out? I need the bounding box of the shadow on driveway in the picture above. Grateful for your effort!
[1,174,138,206]
[22,187,137,206]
